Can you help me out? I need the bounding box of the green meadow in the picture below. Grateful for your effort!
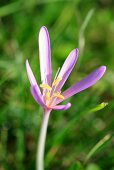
[0,0,114,169]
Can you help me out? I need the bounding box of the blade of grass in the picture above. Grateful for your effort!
[78,9,94,67]
[89,102,108,113]
[85,134,112,163]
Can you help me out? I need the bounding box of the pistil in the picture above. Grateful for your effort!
[40,75,64,107]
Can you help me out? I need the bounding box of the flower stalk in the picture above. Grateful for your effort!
[36,110,51,170]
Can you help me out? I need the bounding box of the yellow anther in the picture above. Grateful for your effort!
[46,92,51,101]
[52,77,62,86]
[40,84,52,91]
[53,92,64,99]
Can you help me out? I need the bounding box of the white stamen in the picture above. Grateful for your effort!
[53,67,60,82]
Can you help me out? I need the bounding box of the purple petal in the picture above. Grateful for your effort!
[56,49,78,91]
[62,66,106,100]
[39,26,52,85]
[31,85,47,109]
[26,59,41,94]
[26,59,46,107]
[51,103,71,110]
[26,59,38,86]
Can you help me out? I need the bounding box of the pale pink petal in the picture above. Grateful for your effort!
[26,60,46,107]
[26,59,41,94]
[30,85,47,109]
[56,49,78,92]
[26,60,38,86]
[51,103,71,110]
[39,26,52,85]
[62,66,106,100]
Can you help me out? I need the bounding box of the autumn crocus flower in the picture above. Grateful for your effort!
[26,27,106,112]
[26,26,106,170]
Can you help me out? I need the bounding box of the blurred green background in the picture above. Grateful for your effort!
[0,0,114,170]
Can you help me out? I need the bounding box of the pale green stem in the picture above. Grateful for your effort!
[36,109,51,170]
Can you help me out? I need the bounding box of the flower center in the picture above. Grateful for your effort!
[40,76,64,106]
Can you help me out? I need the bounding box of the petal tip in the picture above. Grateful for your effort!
[26,59,29,69]
[64,102,71,110]
[101,65,106,72]
[67,102,71,108]
[26,59,30,71]
[63,102,71,110]
[26,59,29,65]
[75,48,79,55]
[70,48,79,60]
[39,26,48,34]
[99,66,106,76]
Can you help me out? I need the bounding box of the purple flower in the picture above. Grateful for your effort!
[26,26,106,112]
